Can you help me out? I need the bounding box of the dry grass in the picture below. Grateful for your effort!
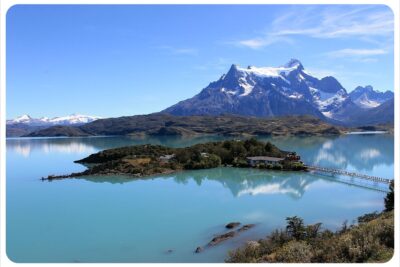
[123,158,151,166]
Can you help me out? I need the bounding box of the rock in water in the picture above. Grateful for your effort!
[194,246,203,253]
[225,222,240,229]
[237,224,255,232]
[208,231,237,246]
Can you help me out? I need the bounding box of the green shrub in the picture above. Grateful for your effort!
[384,180,394,212]
[226,211,394,263]
[233,158,249,167]
[286,216,306,240]
[257,163,267,169]
[273,164,283,170]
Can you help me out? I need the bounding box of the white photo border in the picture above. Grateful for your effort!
[0,0,398,266]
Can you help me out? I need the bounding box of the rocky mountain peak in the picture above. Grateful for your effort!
[350,85,394,109]
[162,59,393,125]
[284,58,304,70]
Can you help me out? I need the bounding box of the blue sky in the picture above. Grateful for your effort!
[7,4,394,119]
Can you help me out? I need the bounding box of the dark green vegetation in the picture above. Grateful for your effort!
[26,114,344,137]
[226,182,395,263]
[384,180,394,212]
[43,139,305,180]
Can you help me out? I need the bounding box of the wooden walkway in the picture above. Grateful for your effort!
[306,165,392,185]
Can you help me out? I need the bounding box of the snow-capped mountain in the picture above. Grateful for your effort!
[349,85,394,109]
[9,114,34,124]
[163,59,363,122]
[7,114,101,126]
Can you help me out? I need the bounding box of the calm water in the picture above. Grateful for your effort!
[6,134,394,263]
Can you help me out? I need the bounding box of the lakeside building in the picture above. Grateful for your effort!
[159,154,175,162]
[247,153,301,167]
[246,156,285,166]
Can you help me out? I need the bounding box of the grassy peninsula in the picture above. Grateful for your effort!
[43,138,305,180]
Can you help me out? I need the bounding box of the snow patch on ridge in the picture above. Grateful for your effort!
[236,64,300,84]
[322,111,334,118]
[239,83,254,96]
[353,94,381,108]
[12,114,32,123]
[238,77,255,96]
[221,88,237,95]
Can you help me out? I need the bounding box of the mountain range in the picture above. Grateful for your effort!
[349,85,393,109]
[7,114,101,126]
[163,59,393,125]
[7,59,394,137]
[6,114,101,137]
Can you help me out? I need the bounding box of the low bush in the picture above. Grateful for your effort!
[226,211,394,263]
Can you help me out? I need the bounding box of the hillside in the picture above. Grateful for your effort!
[25,125,91,137]
[347,99,394,126]
[227,210,394,263]
[25,114,343,137]
[6,124,47,137]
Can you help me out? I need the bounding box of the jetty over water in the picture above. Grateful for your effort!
[305,165,392,185]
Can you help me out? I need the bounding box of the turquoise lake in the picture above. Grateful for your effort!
[6,134,394,263]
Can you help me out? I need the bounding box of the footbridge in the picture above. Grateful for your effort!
[305,165,392,185]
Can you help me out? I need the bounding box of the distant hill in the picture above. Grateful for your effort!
[24,125,91,137]
[24,114,344,137]
[6,124,48,138]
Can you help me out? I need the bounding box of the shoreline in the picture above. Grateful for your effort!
[41,166,310,181]
[8,130,395,140]
[346,131,388,135]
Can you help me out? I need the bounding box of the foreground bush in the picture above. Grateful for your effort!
[226,211,394,263]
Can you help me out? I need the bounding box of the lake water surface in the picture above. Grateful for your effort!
[6,134,394,263]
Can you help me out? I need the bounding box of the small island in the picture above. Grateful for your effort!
[43,138,306,181]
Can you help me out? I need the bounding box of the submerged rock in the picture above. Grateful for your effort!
[194,246,203,253]
[225,222,240,229]
[201,222,257,251]
[237,224,255,232]
[208,231,237,246]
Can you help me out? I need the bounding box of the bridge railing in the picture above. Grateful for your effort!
[305,165,392,185]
